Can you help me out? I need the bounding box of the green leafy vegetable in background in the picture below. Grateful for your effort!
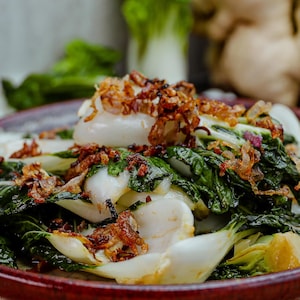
[2,39,121,110]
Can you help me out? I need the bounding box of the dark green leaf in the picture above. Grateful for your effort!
[29,243,90,272]
[0,185,37,216]
[0,235,17,268]
[0,160,25,181]
[167,146,240,213]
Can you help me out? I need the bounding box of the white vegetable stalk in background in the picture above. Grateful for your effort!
[127,17,187,83]
[122,0,193,83]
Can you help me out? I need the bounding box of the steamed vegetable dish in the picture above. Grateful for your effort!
[1,71,300,284]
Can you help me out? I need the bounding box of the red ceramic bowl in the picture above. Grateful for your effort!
[1,100,300,300]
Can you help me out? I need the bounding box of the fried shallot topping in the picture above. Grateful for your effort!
[126,153,149,177]
[85,210,148,262]
[254,116,283,140]
[86,211,148,262]
[245,100,283,140]
[65,144,120,181]
[48,211,148,263]
[215,140,289,197]
[219,141,262,181]
[15,162,63,203]
[48,210,148,262]
[10,139,42,159]
[127,144,167,157]
[86,70,247,147]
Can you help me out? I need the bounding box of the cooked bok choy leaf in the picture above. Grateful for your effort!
[0,236,17,268]
[166,146,241,214]
[0,178,104,223]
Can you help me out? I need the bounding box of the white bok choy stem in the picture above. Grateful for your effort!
[156,221,258,284]
[57,182,193,224]
[84,166,130,208]
[19,155,76,174]
[73,98,155,147]
[46,198,195,284]
[122,0,192,83]
[47,232,100,266]
[57,168,202,224]
[117,185,203,213]
[55,199,119,224]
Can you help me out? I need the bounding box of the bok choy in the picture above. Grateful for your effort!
[2,72,300,284]
[122,0,192,82]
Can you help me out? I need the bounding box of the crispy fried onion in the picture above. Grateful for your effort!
[246,100,283,140]
[10,139,41,159]
[220,141,262,181]
[51,210,148,262]
[15,162,63,203]
[219,141,289,197]
[65,144,152,184]
[245,99,272,120]
[65,144,120,181]
[14,162,87,203]
[126,153,149,176]
[86,210,148,262]
[253,116,283,140]
[86,70,246,147]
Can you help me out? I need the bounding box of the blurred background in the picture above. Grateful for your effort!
[1,0,299,117]
[0,0,126,81]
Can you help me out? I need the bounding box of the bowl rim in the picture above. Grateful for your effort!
[1,262,300,290]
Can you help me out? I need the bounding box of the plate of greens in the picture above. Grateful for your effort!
[1,71,300,300]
